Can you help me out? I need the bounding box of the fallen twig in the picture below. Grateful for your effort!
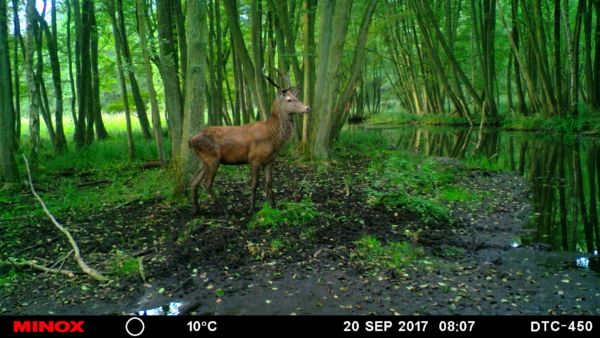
[23,155,109,282]
[13,260,75,278]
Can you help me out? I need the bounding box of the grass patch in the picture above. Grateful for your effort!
[366,152,457,224]
[111,251,140,277]
[249,197,319,229]
[439,186,475,202]
[1,114,181,221]
[352,235,424,272]
[366,112,473,127]
[246,237,294,260]
[502,113,600,133]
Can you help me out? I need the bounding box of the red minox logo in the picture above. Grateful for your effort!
[13,320,85,333]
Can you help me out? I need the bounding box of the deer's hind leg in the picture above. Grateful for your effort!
[191,165,207,215]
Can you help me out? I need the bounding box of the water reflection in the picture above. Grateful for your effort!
[373,126,600,254]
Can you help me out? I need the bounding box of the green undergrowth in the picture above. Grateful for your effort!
[249,197,319,229]
[0,126,180,222]
[365,110,600,134]
[366,151,458,224]
[352,235,425,272]
[366,112,473,127]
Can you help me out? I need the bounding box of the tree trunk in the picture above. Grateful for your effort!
[117,0,152,139]
[0,0,18,182]
[73,0,89,148]
[25,0,40,163]
[38,0,67,152]
[90,3,108,140]
[66,0,77,126]
[224,0,269,120]
[10,0,21,146]
[137,0,166,164]
[108,0,135,159]
[156,0,184,159]
[301,0,316,150]
[176,0,208,194]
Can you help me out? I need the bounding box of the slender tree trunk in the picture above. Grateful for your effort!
[137,0,166,164]
[10,0,21,145]
[25,0,40,163]
[117,0,152,139]
[90,3,108,140]
[157,0,184,159]
[176,0,208,194]
[301,0,315,150]
[224,0,269,120]
[172,0,187,81]
[0,0,18,182]
[39,0,67,152]
[66,0,77,126]
[108,0,135,159]
[73,0,88,148]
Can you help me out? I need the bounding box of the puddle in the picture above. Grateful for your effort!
[574,252,600,274]
[137,301,183,316]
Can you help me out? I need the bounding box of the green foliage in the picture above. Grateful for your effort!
[353,235,424,272]
[502,114,595,134]
[111,251,140,277]
[366,112,474,127]
[249,198,319,229]
[366,153,457,223]
[461,155,502,171]
[439,186,474,202]
[1,115,176,220]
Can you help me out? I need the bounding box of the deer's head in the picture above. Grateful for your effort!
[277,88,311,115]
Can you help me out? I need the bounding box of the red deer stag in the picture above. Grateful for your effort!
[188,77,311,214]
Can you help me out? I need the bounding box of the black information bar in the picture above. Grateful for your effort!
[0,316,597,337]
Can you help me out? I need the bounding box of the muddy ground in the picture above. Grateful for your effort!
[1,155,599,315]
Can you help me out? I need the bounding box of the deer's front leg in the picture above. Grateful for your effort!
[264,162,275,207]
[249,163,260,214]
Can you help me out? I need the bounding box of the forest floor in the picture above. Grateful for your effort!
[1,135,599,315]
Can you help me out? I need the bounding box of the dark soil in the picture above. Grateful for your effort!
[1,155,599,315]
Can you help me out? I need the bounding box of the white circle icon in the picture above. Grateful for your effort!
[125,317,145,337]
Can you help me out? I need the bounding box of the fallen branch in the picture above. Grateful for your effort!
[13,260,75,278]
[23,155,109,282]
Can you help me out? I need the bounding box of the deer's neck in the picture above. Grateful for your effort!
[266,106,293,149]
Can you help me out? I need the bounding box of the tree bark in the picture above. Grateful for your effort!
[107,0,135,159]
[176,0,208,194]
[116,0,152,139]
[137,0,166,164]
[0,0,18,182]
[25,0,40,163]
[224,0,269,120]
[156,0,184,159]
[90,3,108,140]
[10,0,21,145]
[301,0,316,150]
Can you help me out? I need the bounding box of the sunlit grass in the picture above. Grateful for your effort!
[2,114,177,221]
